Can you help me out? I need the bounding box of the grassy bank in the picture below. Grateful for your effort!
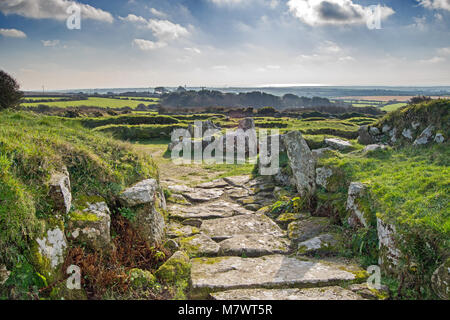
[0,111,159,297]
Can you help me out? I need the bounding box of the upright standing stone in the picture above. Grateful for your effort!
[119,179,166,246]
[49,168,72,214]
[283,131,316,196]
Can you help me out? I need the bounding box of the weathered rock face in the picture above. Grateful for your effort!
[67,202,112,251]
[210,286,364,300]
[325,138,353,151]
[434,133,445,144]
[316,167,333,190]
[49,169,72,214]
[218,234,291,257]
[201,214,284,241]
[283,131,316,196]
[0,265,10,285]
[288,217,331,243]
[431,258,450,300]
[166,222,200,239]
[297,233,340,256]
[120,179,159,207]
[34,227,67,282]
[119,179,166,246]
[413,125,435,146]
[182,188,224,202]
[169,200,251,220]
[346,182,371,228]
[190,255,363,299]
[179,234,220,257]
[358,125,375,145]
[377,217,401,273]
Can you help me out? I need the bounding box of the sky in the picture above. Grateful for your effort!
[0,0,449,90]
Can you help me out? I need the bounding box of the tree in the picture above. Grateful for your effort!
[0,70,22,110]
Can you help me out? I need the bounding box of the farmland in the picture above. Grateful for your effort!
[20,97,160,109]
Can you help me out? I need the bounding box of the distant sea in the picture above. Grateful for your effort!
[40,86,450,98]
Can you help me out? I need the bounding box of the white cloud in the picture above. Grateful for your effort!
[133,39,167,51]
[437,47,450,55]
[120,14,190,41]
[41,40,60,47]
[150,8,167,18]
[185,47,202,54]
[287,0,394,26]
[418,0,450,11]
[147,19,190,40]
[0,28,27,38]
[420,56,446,64]
[0,0,113,23]
[119,14,147,24]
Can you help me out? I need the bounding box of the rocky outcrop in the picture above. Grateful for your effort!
[297,233,341,256]
[316,167,333,190]
[33,227,67,282]
[431,258,449,300]
[358,125,376,145]
[325,138,353,151]
[119,179,166,246]
[49,168,72,214]
[413,125,435,146]
[288,217,331,243]
[283,131,316,196]
[377,217,401,273]
[346,182,372,228]
[67,201,112,251]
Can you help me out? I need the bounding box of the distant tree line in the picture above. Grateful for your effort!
[160,90,342,109]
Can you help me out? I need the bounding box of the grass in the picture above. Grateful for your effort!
[319,144,449,298]
[21,97,159,109]
[0,110,159,292]
[381,103,408,112]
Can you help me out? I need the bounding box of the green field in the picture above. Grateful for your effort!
[21,97,160,109]
[381,103,408,112]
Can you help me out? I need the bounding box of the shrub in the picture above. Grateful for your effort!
[0,70,23,110]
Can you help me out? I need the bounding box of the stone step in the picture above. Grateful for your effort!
[218,234,291,257]
[201,214,285,241]
[169,200,252,220]
[190,255,367,299]
[210,286,365,300]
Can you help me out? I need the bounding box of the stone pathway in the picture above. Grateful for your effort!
[166,175,369,300]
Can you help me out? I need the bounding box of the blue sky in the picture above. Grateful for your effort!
[0,0,449,90]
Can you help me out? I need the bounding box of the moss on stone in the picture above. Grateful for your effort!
[155,251,190,284]
[128,268,157,289]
